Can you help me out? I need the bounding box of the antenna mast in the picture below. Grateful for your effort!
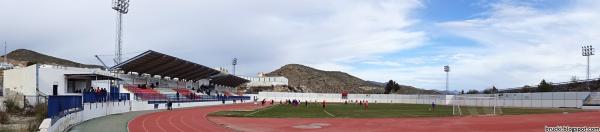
[4,41,6,64]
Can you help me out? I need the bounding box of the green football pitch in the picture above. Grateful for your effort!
[210,103,582,118]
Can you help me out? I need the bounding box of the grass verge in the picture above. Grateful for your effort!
[210,103,583,118]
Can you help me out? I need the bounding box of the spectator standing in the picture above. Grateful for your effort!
[168,100,173,110]
[305,100,308,107]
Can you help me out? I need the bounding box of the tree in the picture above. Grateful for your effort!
[482,86,498,94]
[392,82,401,92]
[570,76,578,82]
[384,80,394,94]
[460,90,464,94]
[482,89,491,94]
[466,89,479,94]
[593,79,600,91]
[568,76,579,91]
[384,80,402,94]
[521,85,531,93]
[537,79,553,92]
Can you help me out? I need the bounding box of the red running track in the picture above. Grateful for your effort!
[129,103,600,132]
[128,103,264,132]
[211,111,600,132]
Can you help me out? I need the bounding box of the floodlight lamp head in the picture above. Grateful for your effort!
[444,65,450,72]
[582,45,595,56]
[112,0,130,14]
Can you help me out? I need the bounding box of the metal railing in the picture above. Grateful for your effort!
[132,92,250,103]
[82,92,130,103]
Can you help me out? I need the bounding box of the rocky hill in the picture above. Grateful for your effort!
[1,49,103,69]
[265,64,438,94]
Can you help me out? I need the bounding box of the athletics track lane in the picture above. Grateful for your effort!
[210,110,600,132]
[128,103,600,132]
[128,103,262,132]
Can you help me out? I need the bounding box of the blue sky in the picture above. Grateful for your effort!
[1,0,599,91]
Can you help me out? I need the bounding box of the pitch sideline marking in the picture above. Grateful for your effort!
[323,110,335,117]
[245,105,276,116]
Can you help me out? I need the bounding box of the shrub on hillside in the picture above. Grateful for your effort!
[3,98,22,114]
[32,103,48,121]
[0,111,8,124]
[520,85,532,93]
[23,103,47,132]
[466,89,479,94]
[538,79,553,92]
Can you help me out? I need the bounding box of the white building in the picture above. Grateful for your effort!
[3,64,115,96]
[240,73,288,87]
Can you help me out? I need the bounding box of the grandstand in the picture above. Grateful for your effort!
[0,50,253,132]
[111,50,250,102]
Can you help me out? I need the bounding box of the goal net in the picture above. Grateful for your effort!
[452,95,501,116]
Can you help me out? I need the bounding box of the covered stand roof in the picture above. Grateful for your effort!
[210,74,249,87]
[111,50,248,87]
[65,74,122,80]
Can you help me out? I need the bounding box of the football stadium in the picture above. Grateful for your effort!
[1,1,600,132]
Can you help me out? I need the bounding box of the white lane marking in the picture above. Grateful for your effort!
[245,105,276,116]
[323,110,335,117]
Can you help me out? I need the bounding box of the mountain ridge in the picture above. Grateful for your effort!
[1,49,103,69]
[265,64,439,94]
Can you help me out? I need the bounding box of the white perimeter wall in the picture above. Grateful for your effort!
[454,92,590,108]
[258,92,596,108]
[40,98,241,132]
[41,101,132,132]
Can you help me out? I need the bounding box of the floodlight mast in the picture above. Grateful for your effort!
[582,45,594,91]
[112,0,129,65]
[444,65,450,95]
[232,58,238,75]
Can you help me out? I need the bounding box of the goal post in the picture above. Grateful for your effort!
[452,94,500,116]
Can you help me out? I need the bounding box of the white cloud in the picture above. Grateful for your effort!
[0,0,426,77]
[437,1,600,90]
[9,0,597,92]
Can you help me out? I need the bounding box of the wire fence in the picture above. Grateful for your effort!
[259,92,596,108]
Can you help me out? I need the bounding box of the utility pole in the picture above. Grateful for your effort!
[4,41,6,64]
[582,45,594,91]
